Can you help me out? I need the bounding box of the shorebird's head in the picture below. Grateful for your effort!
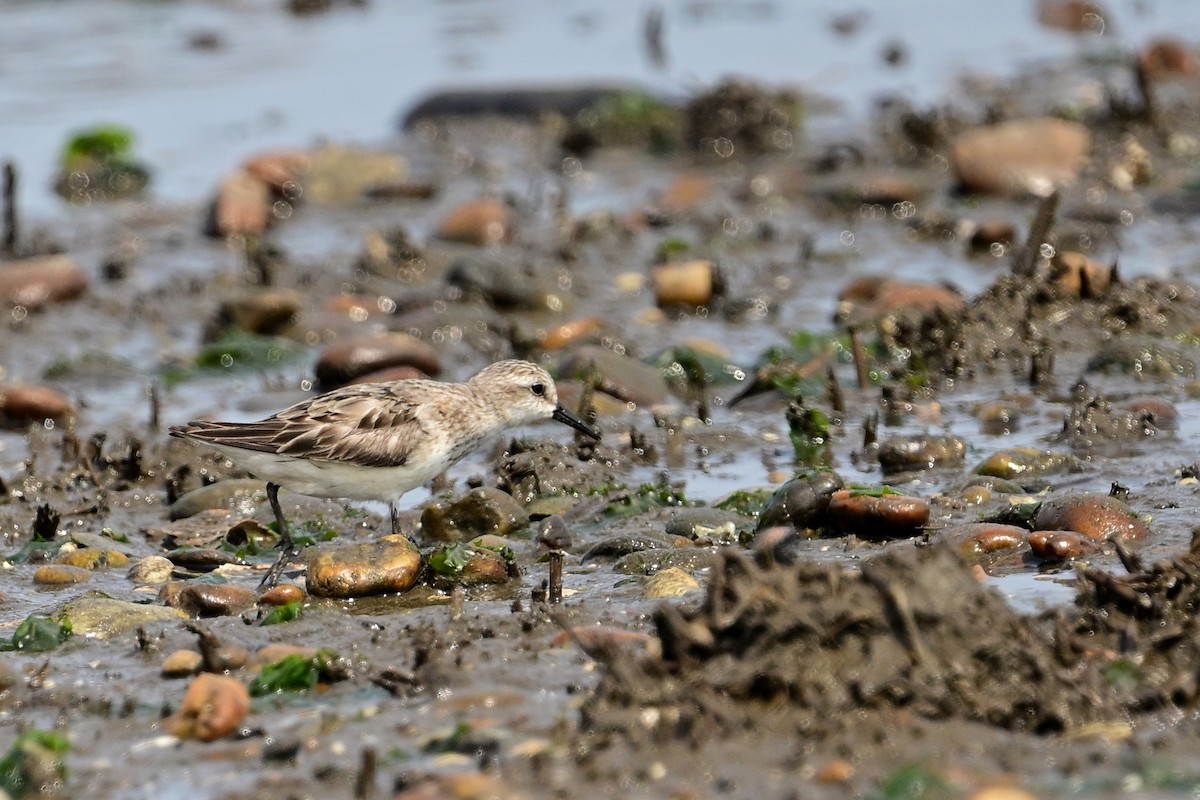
[470,360,601,440]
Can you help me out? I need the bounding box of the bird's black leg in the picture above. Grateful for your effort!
[389,501,400,536]
[259,482,296,590]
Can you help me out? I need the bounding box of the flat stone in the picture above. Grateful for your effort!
[59,594,188,640]
[306,535,422,598]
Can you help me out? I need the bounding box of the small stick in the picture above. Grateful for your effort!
[354,746,376,800]
[449,585,465,621]
[147,383,160,432]
[825,365,845,414]
[548,551,564,604]
[849,326,870,390]
[2,160,17,255]
[1011,189,1059,278]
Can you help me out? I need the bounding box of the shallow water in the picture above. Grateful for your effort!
[4,0,1200,216]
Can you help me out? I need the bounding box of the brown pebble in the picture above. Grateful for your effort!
[1139,37,1200,81]
[161,649,204,678]
[243,150,310,192]
[175,584,260,617]
[815,759,855,784]
[1036,0,1107,33]
[550,625,655,658]
[1049,251,1112,297]
[211,170,271,237]
[656,172,713,213]
[169,673,251,742]
[210,288,302,338]
[827,489,930,540]
[33,564,92,585]
[1126,395,1179,429]
[0,255,89,309]
[539,316,607,351]
[0,384,76,428]
[1034,494,1149,542]
[652,259,720,308]
[314,332,440,388]
[347,365,429,386]
[55,549,129,570]
[436,198,510,246]
[968,220,1017,252]
[1028,530,1098,560]
[259,584,305,606]
[251,644,318,669]
[950,118,1091,196]
[943,523,1028,559]
[306,535,422,598]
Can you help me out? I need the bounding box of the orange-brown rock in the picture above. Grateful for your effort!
[950,118,1091,196]
[1050,251,1113,297]
[169,673,251,742]
[652,260,721,308]
[826,489,930,540]
[212,170,271,236]
[1139,37,1200,81]
[243,150,310,192]
[0,255,89,309]
[436,198,510,246]
[1034,494,1149,541]
[1036,0,1108,33]
[0,384,76,428]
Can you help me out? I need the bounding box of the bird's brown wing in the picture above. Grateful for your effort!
[170,383,438,468]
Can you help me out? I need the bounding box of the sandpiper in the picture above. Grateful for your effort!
[170,359,600,587]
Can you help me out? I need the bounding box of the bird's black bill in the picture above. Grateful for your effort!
[552,405,601,440]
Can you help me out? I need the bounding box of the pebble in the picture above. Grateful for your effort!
[1033,494,1149,542]
[314,332,441,389]
[877,434,965,474]
[1050,251,1113,298]
[55,549,129,570]
[614,547,716,575]
[756,470,845,532]
[173,584,260,617]
[128,555,175,585]
[259,584,305,606]
[161,649,204,678]
[303,145,407,204]
[1028,530,1097,560]
[655,172,713,214]
[0,255,89,309]
[1140,37,1200,80]
[243,149,310,192]
[252,644,318,669]
[0,384,77,428]
[306,535,422,598]
[445,253,565,312]
[33,565,92,586]
[207,288,302,339]
[550,625,656,657]
[974,447,1075,480]
[1125,395,1179,429]
[943,523,1028,559]
[211,169,271,236]
[652,260,721,308]
[59,595,187,639]
[436,198,510,246]
[420,487,530,542]
[435,548,510,588]
[169,673,251,742]
[950,117,1091,196]
[826,489,930,540]
[539,317,608,351]
[168,479,267,521]
[643,567,701,598]
[558,345,672,408]
[1036,0,1107,33]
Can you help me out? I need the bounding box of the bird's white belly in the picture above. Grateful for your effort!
[206,444,449,502]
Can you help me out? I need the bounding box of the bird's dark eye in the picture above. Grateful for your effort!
[531,383,546,397]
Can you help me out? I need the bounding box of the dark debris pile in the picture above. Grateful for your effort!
[583,544,1121,742]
